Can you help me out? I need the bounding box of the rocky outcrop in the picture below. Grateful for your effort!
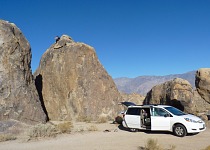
[144,78,194,113]
[120,93,145,105]
[195,68,210,104]
[193,90,210,113]
[0,20,47,124]
[35,35,122,121]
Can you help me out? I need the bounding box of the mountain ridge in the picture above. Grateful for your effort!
[114,71,196,96]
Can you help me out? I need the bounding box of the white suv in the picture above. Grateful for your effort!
[122,105,206,137]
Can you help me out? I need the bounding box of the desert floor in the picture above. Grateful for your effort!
[0,121,209,150]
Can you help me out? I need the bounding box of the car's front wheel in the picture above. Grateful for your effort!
[173,124,187,137]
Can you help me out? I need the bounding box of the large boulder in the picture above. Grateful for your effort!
[0,20,47,124]
[144,78,194,113]
[195,68,210,104]
[34,35,122,121]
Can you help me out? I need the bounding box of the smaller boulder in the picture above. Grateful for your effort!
[144,78,194,113]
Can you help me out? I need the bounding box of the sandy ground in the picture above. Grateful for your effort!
[0,122,209,150]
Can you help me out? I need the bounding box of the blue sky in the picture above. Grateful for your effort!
[0,0,210,78]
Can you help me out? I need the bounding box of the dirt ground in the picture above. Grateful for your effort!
[0,121,209,150]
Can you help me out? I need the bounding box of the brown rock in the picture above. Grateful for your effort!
[195,68,210,104]
[193,90,210,113]
[0,20,47,124]
[200,114,208,122]
[144,78,195,113]
[120,92,145,105]
[35,35,122,121]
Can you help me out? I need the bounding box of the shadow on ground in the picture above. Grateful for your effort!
[117,124,171,135]
[117,124,200,137]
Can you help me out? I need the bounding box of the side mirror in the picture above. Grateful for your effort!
[164,114,170,117]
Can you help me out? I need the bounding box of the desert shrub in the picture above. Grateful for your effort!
[168,145,176,150]
[97,115,108,123]
[115,116,123,124]
[56,121,73,134]
[75,127,85,132]
[87,125,98,131]
[145,138,163,150]
[28,123,58,139]
[77,116,92,123]
[139,138,176,150]
[202,145,210,150]
[0,134,16,142]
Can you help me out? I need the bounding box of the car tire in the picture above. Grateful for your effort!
[173,124,187,137]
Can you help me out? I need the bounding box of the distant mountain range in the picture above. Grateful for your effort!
[114,71,196,96]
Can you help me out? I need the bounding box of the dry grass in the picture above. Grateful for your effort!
[0,134,16,142]
[28,121,74,139]
[97,116,108,123]
[145,138,163,150]
[75,127,85,132]
[139,138,176,150]
[168,145,176,150]
[202,145,210,150]
[27,123,58,139]
[77,116,92,123]
[87,125,98,131]
[56,121,73,134]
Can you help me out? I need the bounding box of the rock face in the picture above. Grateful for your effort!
[144,78,194,113]
[193,90,210,113]
[195,68,210,104]
[35,35,122,121]
[0,20,47,124]
[120,93,145,105]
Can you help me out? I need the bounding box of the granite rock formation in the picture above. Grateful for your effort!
[144,78,194,113]
[193,90,210,113]
[0,20,47,124]
[35,35,122,121]
[120,92,145,105]
[195,68,210,104]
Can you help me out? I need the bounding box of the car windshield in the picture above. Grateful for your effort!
[164,106,186,116]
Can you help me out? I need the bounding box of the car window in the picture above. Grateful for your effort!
[153,108,169,117]
[126,108,140,115]
[164,106,186,116]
